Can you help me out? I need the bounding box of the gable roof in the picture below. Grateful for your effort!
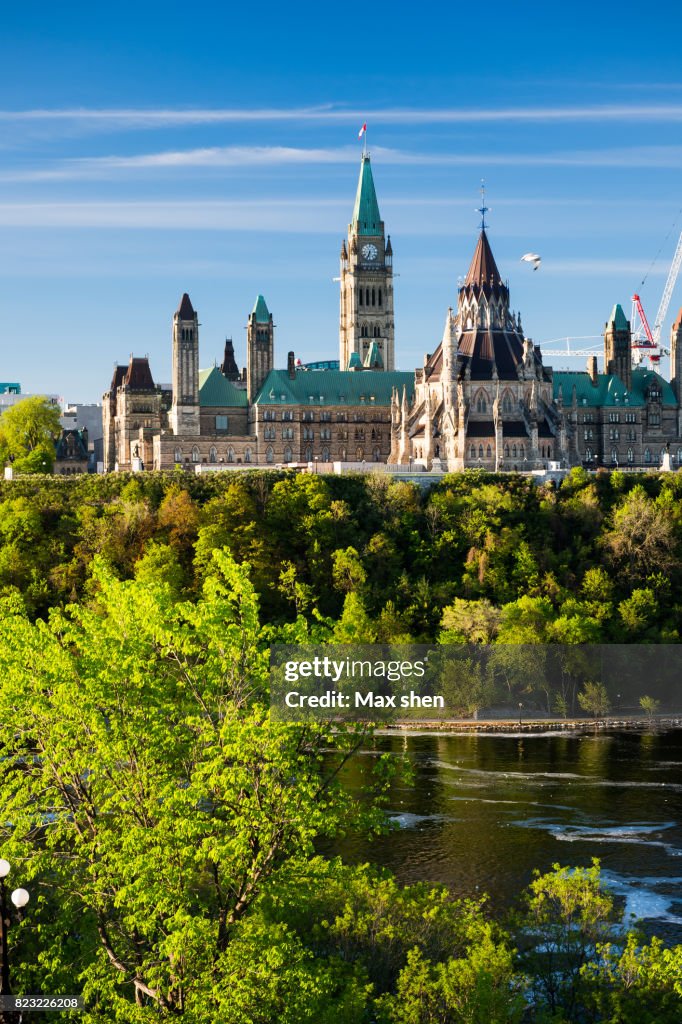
[198,366,248,408]
[253,368,414,406]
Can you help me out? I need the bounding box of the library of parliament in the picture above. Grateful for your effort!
[102,156,682,473]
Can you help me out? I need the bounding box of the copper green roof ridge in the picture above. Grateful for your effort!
[352,155,382,236]
[198,366,248,407]
[252,295,270,323]
[553,367,676,407]
[608,304,629,331]
[253,368,414,406]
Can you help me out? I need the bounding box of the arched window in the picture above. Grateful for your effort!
[611,448,618,464]
[512,444,517,458]
[283,446,293,463]
[209,446,217,463]
[373,446,381,462]
[677,448,682,464]
[470,445,476,459]
[371,288,376,306]
[366,288,370,305]
[378,289,382,306]
[244,447,252,464]
[486,445,492,458]
[304,445,313,462]
[502,392,513,414]
[627,448,634,463]
[340,447,347,461]
[266,446,274,464]
[322,447,330,462]
[359,289,363,306]
[374,325,380,337]
[585,446,593,462]
[361,324,368,338]
[227,447,235,463]
[174,447,182,463]
[504,444,510,458]
[644,447,651,463]
[475,391,487,414]
[356,447,364,461]
[478,444,484,459]
[519,444,525,458]
[191,446,200,463]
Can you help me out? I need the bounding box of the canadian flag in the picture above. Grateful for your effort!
[358,123,367,138]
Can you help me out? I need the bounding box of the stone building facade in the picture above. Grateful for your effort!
[102,151,682,474]
[390,229,568,471]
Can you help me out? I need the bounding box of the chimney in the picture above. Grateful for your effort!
[587,355,599,386]
[287,351,296,379]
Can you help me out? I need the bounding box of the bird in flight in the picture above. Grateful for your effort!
[520,253,542,271]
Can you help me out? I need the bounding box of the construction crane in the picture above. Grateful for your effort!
[538,336,602,359]
[632,225,682,366]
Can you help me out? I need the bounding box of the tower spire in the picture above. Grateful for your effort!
[476,179,490,231]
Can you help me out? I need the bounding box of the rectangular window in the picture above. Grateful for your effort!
[215,415,228,432]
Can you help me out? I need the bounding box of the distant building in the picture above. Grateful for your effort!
[101,154,682,474]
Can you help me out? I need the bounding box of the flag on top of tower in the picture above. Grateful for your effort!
[358,123,367,138]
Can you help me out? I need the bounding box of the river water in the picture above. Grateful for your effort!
[334,729,682,939]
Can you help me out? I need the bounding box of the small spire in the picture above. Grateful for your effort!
[252,294,271,323]
[476,179,490,231]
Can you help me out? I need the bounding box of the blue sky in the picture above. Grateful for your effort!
[1,1,682,402]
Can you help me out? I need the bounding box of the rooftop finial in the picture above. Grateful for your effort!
[476,179,490,231]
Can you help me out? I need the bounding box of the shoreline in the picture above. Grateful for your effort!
[377,716,682,735]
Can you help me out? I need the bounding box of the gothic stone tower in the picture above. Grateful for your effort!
[339,154,395,371]
[170,293,200,436]
[247,295,274,402]
[604,303,632,391]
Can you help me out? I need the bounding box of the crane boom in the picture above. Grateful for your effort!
[653,229,682,346]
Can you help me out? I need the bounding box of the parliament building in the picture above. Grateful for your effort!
[102,155,682,474]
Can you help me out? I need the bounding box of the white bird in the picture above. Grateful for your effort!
[521,253,541,271]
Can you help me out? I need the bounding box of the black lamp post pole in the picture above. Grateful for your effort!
[0,875,10,996]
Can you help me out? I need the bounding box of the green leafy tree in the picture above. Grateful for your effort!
[517,860,618,1019]
[0,550,379,1020]
[577,681,611,719]
[0,396,62,472]
[640,695,661,718]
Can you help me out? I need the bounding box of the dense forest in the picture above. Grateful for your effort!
[1,468,682,1020]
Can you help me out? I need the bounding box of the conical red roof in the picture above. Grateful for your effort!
[464,229,503,288]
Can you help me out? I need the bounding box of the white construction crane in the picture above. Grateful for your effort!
[652,228,682,347]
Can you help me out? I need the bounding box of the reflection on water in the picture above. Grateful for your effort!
[331,730,682,937]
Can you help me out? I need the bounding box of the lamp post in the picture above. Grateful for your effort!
[314,456,319,475]
[518,702,523,728]
[0,858,29,1001]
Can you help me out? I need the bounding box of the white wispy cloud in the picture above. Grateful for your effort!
[0,103,681,130]
[2,143,682,184]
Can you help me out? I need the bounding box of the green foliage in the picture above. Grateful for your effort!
[0,396,62,469]
[640,694,661,717]
[577,681,611,719]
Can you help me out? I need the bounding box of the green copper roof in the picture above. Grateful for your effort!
[352,155,382,236]
[253,368,413,406]
[252,295,270,323]
[607,304,629,331]
[199,366,248,408]
[347,352,363,369]
[553,366,676,408]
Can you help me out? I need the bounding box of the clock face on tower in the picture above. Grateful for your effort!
[361,243,378,261]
